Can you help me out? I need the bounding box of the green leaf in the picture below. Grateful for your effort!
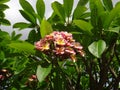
[19,0,35,14]
[19,10,36,24]
[12,34,22,40]
[73,5,87,19]
[79,0,89,6]
[104,27,120,34]
[79,0,88,6]
[36,65,51,82]
[73,20,93,34]
[13,22,31,30]
[0,30,10,39]
[8,41,35,55]
[52,1,65,21]
[0,51,5,60]
[36,0,45,21]
[0,0,10,4]
[102,0,113,11]
[88,40,106,58]
[104,2,120,29]
[90,0,98,27]
[0,18,11,26]
[40,19,53,38]
[63,0,73,17]
[0,11,5,18]
[0,4,9,11]
[27,30,39,44]
[95,0,104,17]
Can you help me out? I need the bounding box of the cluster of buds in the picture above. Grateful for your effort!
[0,69,12,82]
[25,75,38,88]
[35,31,85,62]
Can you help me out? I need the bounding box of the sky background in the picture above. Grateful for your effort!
[1,0,119,39]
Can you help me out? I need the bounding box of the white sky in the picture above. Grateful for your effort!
[0,0,119,39]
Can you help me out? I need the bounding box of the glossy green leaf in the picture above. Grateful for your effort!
[63,0,73,17]
[40,19,53,38]
[19,10,36,24]
[88,40,106,58]
[0,0,9,4]
[73,20,93,34]
[36,65,51,82]
[19,0,35,14]
[0,18,11,26]
[0,4,9,11]
[52,1,65,21]
[104,2,120,29]
[102,0,113,11]
[13,22,31,30]
[36,0,45,21]
[8,41,35,55]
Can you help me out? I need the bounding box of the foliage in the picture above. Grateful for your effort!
[1,0,120,90]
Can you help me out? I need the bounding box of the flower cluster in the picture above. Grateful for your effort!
[0,69,12,82]
[25,75,38,88]
[35,31,85,62]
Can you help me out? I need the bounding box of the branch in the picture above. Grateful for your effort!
[109,66,117,79]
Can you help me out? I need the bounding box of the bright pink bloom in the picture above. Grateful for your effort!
[35,40,50,51]
[35,31,85,62]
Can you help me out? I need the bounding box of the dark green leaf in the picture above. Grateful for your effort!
[73,20,93,34]
[104,2,120,29]
[0,51,5,60]
[27,30,39,44]
[0,4,9,11]
[19,0,35,14]
[63,0,73,17]
[36,0,45,21]
[79,0,89,6]
[40,19,53,38]
[102,0,113,11]
[13,22,31,30]
[95,0,104,17]
[80,12,91,19]
[19,10,36,24]
[89,0,98,27]
[0,11,5,18]
[36,65,52,82]
[0,30,10,39]
[8,41,35,55]
[0,18,11,25]
[88,40,106,58]
[104,27,120,34]
[52,1,65,21]
[12,34,22,40]
[73,5,87,19]
[0,0,10,4]
[11,31,16,38]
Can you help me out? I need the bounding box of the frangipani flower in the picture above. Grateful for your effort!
[35,40,50,51]
[35,31,85,62]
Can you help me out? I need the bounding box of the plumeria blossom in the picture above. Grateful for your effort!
[35,31,85,62]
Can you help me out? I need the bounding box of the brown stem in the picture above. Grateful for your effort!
[82,57,98,90]
[75,72,81,90]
